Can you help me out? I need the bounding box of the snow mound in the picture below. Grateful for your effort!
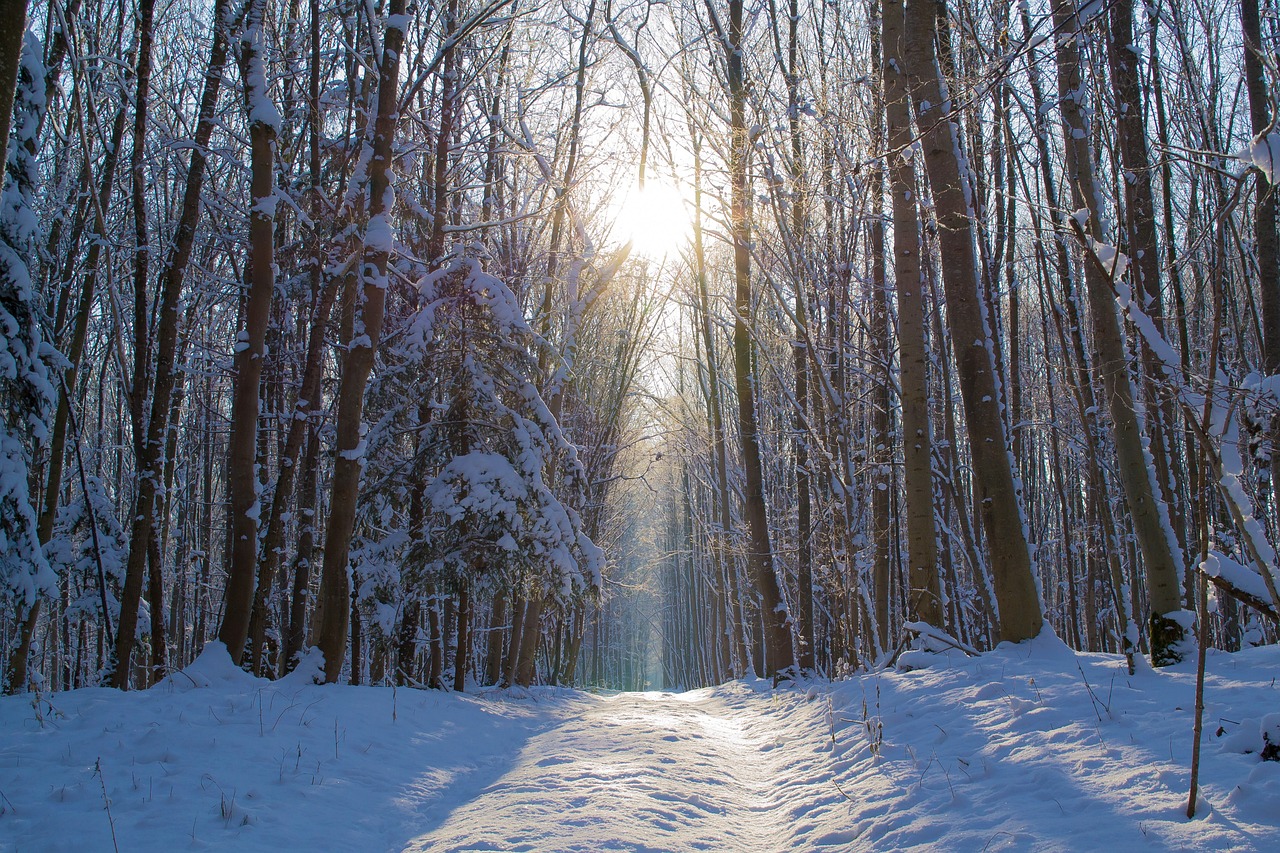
[158,641,260,690]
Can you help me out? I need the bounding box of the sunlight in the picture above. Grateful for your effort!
[610,180,693,260]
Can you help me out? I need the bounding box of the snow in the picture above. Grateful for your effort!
[2,638,1277,850]
[1203,550,1274,606]
[1241,130,1280,183]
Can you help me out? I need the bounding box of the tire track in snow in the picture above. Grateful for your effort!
[401,683,849,852]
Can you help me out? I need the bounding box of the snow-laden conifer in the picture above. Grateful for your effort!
[0,33,55,616]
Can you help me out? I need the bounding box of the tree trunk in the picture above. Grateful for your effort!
[247,0,335,675]
[1051,0,1185,664]
[720,0,797,679]
[0,0,28,152]
[220,0,279,665]
[1242,0,1280,500]
[884,0,942,632]
[453,582,470,692]
[313,1,407,683]
[484,593,506,685]
[901,0,1042,643]
[113,0,231,687]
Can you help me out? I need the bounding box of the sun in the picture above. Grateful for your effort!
[610,180,693,260]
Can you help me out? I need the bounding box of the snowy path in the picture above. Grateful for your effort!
[403,685,854,852]
[3,640,1278,851]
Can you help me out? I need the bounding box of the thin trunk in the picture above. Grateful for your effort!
[113,0,231,687]
[885,0,942,632]
[247,0,334,674]
[718,0,797,678]
[0,0,28,151]
[484,593,506,685]
[283,423,320,670]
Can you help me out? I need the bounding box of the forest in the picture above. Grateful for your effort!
[1,0,1279,701]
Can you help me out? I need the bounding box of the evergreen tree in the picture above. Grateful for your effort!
[1,33,55,691]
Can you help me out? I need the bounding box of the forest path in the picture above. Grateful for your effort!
[401,682,856,852]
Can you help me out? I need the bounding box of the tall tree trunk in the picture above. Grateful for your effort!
[1051,0,1185,664]
[901,0,1042,643]
[247,0,334,675]
[714,0,797,679]
[113,0,231,687]
[884,0,942,632]
[1108,0,1186,565]
[689,124,750,676]
[784,0,815,675]
[134,1,171,671]
[313,1,407,683]
[1242,0,1280,496]
[220,0,279,665]
[867,6,893,659]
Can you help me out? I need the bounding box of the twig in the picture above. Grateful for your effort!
[1187,569,1210,818]
[94,759,120,853]
[1075,661,1109,722]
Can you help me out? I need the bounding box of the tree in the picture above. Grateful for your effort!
[1051,0,1187,664]
[882,0,942,633]
[901,0,1042,644]
[702,0,798,680]
[112,0,233,688]
[219,0,282,666]
[1,30,56,693]
[313,0,409,683]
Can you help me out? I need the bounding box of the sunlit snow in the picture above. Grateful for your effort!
[2,635,1277,851]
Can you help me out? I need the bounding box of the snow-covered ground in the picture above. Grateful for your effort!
[2,634,1277,851]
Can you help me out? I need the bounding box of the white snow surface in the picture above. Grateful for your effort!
[2,636,1278,851]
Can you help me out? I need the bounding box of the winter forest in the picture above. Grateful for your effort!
[2,0,1280,848]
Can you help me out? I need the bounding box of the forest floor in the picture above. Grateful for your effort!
[2,634,1278,852]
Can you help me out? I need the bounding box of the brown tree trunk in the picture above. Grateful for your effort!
[1242,0,1280,511]
[113,0,232,687]
[0,0,28,152]
[220,0,279,665]
[247,0,335,675]
[1108,0,1186,567]
[1052,0,1185,664]
[453,581,470,692]
[514,595,543,687]
[313,1,407,683]
[719,0,797,679]
[884,0,942,632]
[484,593,506,685]
[902,0,1042,643]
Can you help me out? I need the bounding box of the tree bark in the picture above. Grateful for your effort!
[901,0,1042,643]
[1051,0,1185,664]
[220,0,279,665]
[0,0,28,153]
[113,0,231,687]
[714,0,797,679]
[884,0,942,632]
[314,0,407,683]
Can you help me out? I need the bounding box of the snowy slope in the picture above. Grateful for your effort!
[1,635,1277,852]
